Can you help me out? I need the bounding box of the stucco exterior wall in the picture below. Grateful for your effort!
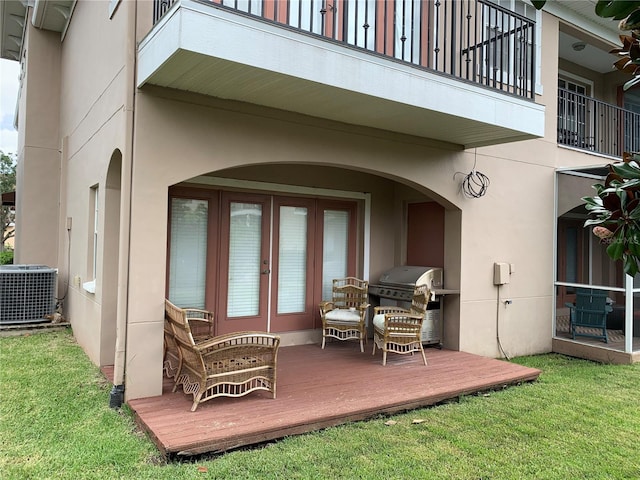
[14,15,61,268]
[53,0,131,366]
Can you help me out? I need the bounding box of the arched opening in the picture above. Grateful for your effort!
[100,150,122,365]
[164,163,461,348]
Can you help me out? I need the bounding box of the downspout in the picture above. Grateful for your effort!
[110,0,137,408]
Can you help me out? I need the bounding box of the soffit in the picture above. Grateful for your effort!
[0,1,27,61]
[0,0,74,62]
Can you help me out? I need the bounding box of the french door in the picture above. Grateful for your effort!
[167,188,357,335]
[218,193,318,334]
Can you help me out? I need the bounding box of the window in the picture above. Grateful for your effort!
[227,202,263,317]
[277,206,308,314]
[623,89,640,153]
[558,76,592,149]
[321,209,350,301]
[84,186,99,293]
[168,198,209,308]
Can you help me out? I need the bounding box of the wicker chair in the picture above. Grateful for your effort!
[319,277,370,352]
[371,284,430,366]
[165,300,280,411]
[163,299,214,381]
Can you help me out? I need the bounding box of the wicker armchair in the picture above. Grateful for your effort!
[163,299,214,381]
[319,277,370,352]
[371,284,430,366]
[165,300,280,411]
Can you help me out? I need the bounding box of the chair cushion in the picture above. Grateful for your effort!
[325,309,361,323]
[372,314,385,330]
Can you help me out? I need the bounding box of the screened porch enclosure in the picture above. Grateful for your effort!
[555,169,640,362]
[166,183,362,336]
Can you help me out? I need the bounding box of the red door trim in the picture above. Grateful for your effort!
[217,191,272,334]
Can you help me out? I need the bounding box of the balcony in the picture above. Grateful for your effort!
[138,0,544,147]
[557,88,640,158]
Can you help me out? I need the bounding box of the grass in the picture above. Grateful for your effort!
[1,329,639,479]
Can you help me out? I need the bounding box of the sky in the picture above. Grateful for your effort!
[0,58,20,156]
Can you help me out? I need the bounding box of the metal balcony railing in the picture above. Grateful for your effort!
[558,88,640,158]
[152,0,536,100]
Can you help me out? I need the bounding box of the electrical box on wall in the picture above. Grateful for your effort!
[494,262,510,285]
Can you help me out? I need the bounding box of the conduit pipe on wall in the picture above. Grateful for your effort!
[110,0,136,408]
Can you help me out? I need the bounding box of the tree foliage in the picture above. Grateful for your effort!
[0,151,16,252]
[583,155,640,276]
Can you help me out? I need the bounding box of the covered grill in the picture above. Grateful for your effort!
[369,266,444,346]
[369,266,443,302]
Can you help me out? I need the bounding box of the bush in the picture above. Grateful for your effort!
[0,249,14,265]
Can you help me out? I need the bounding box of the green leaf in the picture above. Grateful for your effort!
[611,162,640,179]
[623,75,640,91]
[627,234,640,256]
[607,239,625,260]
[582,196,603,208]
[617,189,628,211]
[595,1,640,20]
[623,256,639,277]
[626,9,640,26]
[629,205,640,220]
[584,217,610,227]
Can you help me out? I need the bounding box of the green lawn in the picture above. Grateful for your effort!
[1,329,639,479]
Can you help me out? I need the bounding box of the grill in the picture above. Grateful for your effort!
[369,266,443,301]
[369,266,444,345]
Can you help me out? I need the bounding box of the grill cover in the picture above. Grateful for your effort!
[369,266,443,302]
[377,266,443,289]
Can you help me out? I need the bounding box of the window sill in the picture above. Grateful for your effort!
[82,280,96,294]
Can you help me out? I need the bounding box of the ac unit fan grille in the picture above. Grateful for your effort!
[0,265,57,324]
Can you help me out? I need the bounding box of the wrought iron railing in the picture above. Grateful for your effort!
[558,88,640,158]
[152,0,536,99]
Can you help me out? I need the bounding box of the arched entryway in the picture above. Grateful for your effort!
[100,150,122,365]
[165,163,461,346]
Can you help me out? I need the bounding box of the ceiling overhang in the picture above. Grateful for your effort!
[0,1,27,61]
[0,0,74,61]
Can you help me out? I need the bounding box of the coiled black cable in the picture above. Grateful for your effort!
[454,154,490,198]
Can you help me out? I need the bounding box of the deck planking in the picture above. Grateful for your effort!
[110,343,540,457]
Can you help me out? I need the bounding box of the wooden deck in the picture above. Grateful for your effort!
[112,343,540,458]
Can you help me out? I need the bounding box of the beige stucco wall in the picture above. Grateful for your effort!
[14,14,61,268]
[54,0,131,366]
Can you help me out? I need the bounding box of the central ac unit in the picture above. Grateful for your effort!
[0,265,57,324]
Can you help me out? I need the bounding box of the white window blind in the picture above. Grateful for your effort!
[228,202,262,317]
[168,198,208,308]
[322,210,349,301]
[277,206,307,314]
[91,186,99,280]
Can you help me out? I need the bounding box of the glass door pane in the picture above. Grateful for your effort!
[168,198,208,308]
[322,210,349,301]
[277,206,308,314]
[228,202,262,317]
